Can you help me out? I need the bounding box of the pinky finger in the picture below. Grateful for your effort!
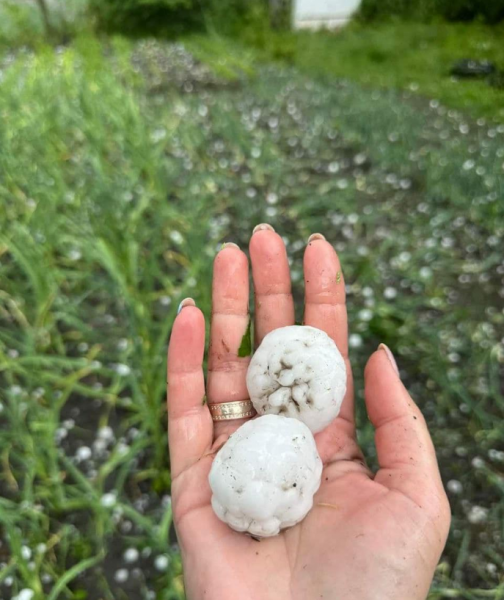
[167,300,213,479]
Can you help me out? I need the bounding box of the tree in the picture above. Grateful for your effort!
[34,0,54,36]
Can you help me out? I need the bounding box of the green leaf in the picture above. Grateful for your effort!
[237,319,252,357]
[48,553,104,600]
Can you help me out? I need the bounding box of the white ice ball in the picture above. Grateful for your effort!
[209,415,322,537]
[246,326,346,433]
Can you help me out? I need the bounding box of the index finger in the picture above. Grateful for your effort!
[167,302,213,479]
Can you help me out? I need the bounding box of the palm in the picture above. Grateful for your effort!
[168,229,450,600]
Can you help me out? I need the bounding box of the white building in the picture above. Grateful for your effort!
[292,0,361,29]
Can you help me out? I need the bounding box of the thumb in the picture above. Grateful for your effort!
[364,345,446,507]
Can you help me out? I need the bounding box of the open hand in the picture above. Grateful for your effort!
[167,227,450,600]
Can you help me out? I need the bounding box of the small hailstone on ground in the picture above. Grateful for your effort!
[123,548,139,564]
[116,442,130,456]
[93,438,108,457]
[21,546,32,560]
[100,492,117,508]
[75,446,92,462]
[117,338,129,351]
[98,426,115,443]
[14,590,34,600]
[358,309,373,322]
[154,554,170,572]
[209,415,323,537]
[467,505,488,524]
[114,568,129,583]
[447,480,463,494]
[114,363,131,377]
[471,456,485,469]
[246,326,346,433]
[121,520,134,534]
[349,333,363,348]
[36,543,47,554]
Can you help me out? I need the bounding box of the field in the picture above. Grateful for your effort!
[251,21,504,122]
[0,28,503,600]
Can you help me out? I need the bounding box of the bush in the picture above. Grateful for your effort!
[441,0,504,22]
[359,0,504,23]
[88,0,274,36]
[88,0,200,35]
[359,0,436,21]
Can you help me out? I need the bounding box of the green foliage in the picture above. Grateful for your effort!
[0,0,91,48]
[203,0,269,35]
[359,0,504,23]
[0,1,45,47]
[359,0,437,21]
[89,0,199,35]
[88,0,272,36]
[0,0,281,49]
[185,35,257,79]
[237,320,252,357]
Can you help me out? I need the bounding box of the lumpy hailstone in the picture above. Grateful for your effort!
[246,326,347,433]
[209,415,322,537]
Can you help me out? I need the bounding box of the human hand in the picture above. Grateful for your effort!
[167,227,450,600]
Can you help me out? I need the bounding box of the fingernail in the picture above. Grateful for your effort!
[308,233,326,243]
[253,223,275,234]
[177,298,196,314]
[220,242,240,251]
[378,343,400,376]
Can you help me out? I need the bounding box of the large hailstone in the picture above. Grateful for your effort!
[209,415,322,537]
[246,326,346,433]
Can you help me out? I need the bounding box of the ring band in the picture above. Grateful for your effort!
[209,400,256,421]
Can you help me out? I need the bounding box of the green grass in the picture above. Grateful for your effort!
[0,24,503,600]
[248,20,504,122]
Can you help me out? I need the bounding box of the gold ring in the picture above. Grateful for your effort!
[209,400,256,422]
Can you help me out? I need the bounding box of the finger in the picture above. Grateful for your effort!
[167,301,212,479]
[249,224,295,347]
[365,345,445,503]
[207,243,251,439]
[303,234,354,424]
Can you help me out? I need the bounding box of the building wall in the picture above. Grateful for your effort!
[293,0,361,29]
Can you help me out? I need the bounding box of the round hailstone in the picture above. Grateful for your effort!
[209,415,322,537]
[246,326,346,433]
